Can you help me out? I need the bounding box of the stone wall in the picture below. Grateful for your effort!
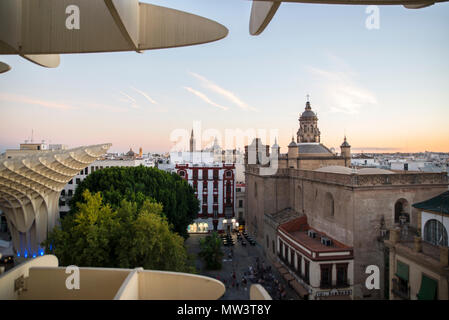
[245,164,448,299]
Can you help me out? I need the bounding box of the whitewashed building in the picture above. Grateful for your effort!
[59,158,144,215]
[175,163,236,233]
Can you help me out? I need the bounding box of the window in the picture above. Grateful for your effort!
[193,170,198,180]
[179,171,185,177]
[417,274,438,300]
[325,192,334,218]
[61,190,65,196]
[226,171,232,177]
[203,195,207,203]
[203,169,208,180]
[68,190,73,197]
[394,199,410,224]
[290,250,295,268]
[76,178,81,184]
[239,200,243,208]
[91,166,94,173]
[214,195,218,204]
[213,208,218,218]
[424,219,448,247]
[296,254,302,276]
[214,181,218,189]
[213,170,218,179]
[236,188,241,192]
[80,170,83,175]
[393,260,410,299]
[85,167,88,175]
[336,263,348,287]
[320,264,333,289]
[68,179,73,184]
[304,260,310,284]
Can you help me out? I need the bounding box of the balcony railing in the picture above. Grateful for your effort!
[392,278,410,300]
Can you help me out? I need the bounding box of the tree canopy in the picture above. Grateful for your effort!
[69,166,199,238]
[45,190,195,272]
[198,232,223,270]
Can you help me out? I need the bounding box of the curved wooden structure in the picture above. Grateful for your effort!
[249,0,447,35]
[0,0,228,73]
[0,144,111,256]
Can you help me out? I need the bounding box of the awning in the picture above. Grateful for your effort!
[395,260,409,281]
[290,280,309,298]
[417,275,438,300]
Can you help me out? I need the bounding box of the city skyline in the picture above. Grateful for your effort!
[1,0,448,154]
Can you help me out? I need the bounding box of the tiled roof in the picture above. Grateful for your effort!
[413,191,449,215]
[298,143,333,155]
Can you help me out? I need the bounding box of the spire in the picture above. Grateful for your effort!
[288,135,297,147]
[305,94,311,111]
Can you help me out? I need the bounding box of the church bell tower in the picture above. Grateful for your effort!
[297,97,321,143]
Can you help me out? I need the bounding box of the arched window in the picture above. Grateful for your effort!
[394,199,410,224]
[424,219,448,247]
[324,192,334,218]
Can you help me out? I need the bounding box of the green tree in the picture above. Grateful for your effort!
[44,190,195,273]
[69,166,199,238]
[198,232,223,270]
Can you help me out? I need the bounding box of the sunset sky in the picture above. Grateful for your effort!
[1,0,448,154]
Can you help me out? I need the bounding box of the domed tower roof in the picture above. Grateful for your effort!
[126,148,135,156]
[301,101,317,118]
[288,136,297,148]
[340,136,351,148]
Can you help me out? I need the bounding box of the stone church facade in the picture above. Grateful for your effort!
[244,100,449,299]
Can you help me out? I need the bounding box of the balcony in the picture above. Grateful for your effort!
[392,278,410,300]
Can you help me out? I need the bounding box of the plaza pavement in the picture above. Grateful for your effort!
[185,233,301,300]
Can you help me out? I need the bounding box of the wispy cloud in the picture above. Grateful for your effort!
[87,103,128,113]
[184,87,228,111]
[190,72,257,111]
[0,93,76,110]
[119,91,140,109]
[306,58,377,115]
[130,86,158,105]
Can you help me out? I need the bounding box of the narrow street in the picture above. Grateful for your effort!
[185,233,301,300]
